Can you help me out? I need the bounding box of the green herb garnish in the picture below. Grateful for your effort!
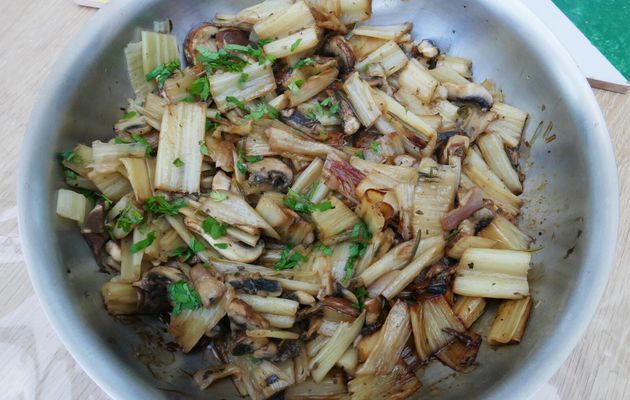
[145,59,180,87]
[75,188,113,207]
[345,242,368,279]
[144,196,185,216]
[370,139,380,154]
[188,76,210,101]
[245,102,278,121]
[129,230,156,253]
[202,216,228,239]
[352,287,368,310]
[172,158,184,167]
[355,150,365,159]
[239,72,249,88]
[116,204,143,233]
[223,43,276,65]
[122,111,138,120]
[274,244,309,270]
[351,221,372,241]
[64,168,78,180]
[283,189,334,214]
[199,140,209,156]
[443,228,461,242]
[315,244,333,256]
[290,38,302,52]
[287,79,304,95]
[214,243,228,249]
[167,281,202,316]
[172,246,192,260]
[209,191,227,202]
[292,57,314,70]
[197,46,248,74]
[226,96,249,112]
[189,237,206,253]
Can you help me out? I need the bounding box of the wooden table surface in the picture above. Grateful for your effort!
[0,1,628,399]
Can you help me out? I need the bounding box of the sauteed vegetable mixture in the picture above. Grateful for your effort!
[56,0,534,398]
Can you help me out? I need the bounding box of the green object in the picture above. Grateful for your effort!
[553,0,630,79]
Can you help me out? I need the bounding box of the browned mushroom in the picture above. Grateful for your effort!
[81,201,108,259]
[133,266,186,313]
[324,36,356,73]
[194,364,242,391]
[231,332,270,355]
[246,158,293,192]
[227,298,270,330]
[190,264,227,308]
[337,95,360,135]
[184,23,219,65]
[215,28,250,49]
[444,82,494,110]
[440,134,470,163]
[226,273,282,297]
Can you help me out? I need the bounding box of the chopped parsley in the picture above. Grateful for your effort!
[167,281,202,316]
[239,72,249,88]
[307,97,339,120]
[144,196,185,216]
[370,139,380,154]
[307,180,319,200]
[188,76,210,101]
[75,188,113,207]
[257,38,273,47]
[223,43,275,65]
[226,96,249,112]
[245,102,279,121]
[64,168,78,180]
[172,246,192,260]
[115,204,143,233]
[283,189,334,214]
[172,158,184,167]
[197,46,248,74]
[206,119,220,131]
[189,237,206,253]
[292,57,314,70]
[114,133,153,157]
[58,150,81,163]
[290,38,302,52]
[287,79,304,95]
[199,140,209,156]
[351,221,372,241]
[209,191,227,202]
[345,242,368,279]
[145,59,180,88]
[274,244,309,270]
[315,244,333,256]
[214,243,228,249]
[355,150,365,159]
[129,230,156,253]
[352,287,368,310]
[122,111,138,120]
[202,216,228,239]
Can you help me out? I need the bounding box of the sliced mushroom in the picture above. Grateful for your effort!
[322,296,360,319]
[271,340,301,363]
[280,109,325,136]
[226,273,282,297]
[364,297,382,325]
[190,264,227,308]
[444,82,494,110]
[231,332,269,355]
[253,342,278,359]
[215,28,250,49]
[184,23,219,65]
[194,364,242,391]
[336,94,360,135]
[324,36,356,73]
[133,266,187,313]
[82,201,108,259]
[185,217,265,263]
[227,298,270,330]
[440,134,470,164]
[246,158,293,192]
[417,39,440,59]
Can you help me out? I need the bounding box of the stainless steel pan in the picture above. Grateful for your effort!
[18,0,618,398]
